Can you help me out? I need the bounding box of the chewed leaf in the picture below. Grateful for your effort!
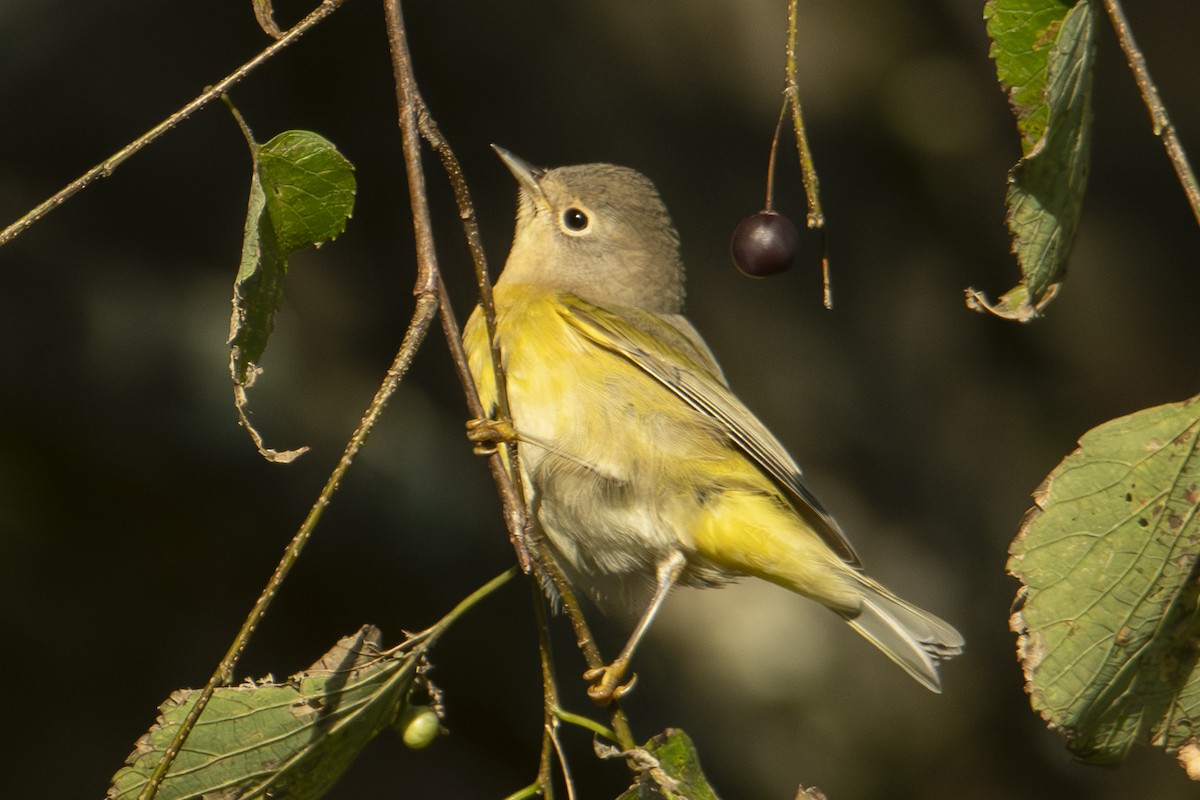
[965,282,1060,322]
[1009,394,1200,774]
[616,729,723,800]
[108,626,420,800]
[229,129,355,461]
[969,0,1096,320]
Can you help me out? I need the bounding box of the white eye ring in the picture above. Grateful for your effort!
[560,207,591,235]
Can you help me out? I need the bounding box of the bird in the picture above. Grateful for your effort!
[463,146,963,704]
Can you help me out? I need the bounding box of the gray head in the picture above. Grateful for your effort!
[493,146,685,314]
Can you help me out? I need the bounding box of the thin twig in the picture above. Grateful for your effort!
[764,104,787,211]
[423,567,520,646]
[220,95,257,148]
[530,539,637,751]
[784,0,832,309]
[135,292,439,800]
[549,720,575,800]
[381,0,534,621]
[553,707,618,742]
[382,0,636,758]
[419,112,532,570]
[383,0,437,299]
[784,0,823,231]
[1101,0,1200,226]
[418,144,637,760]
[501,782,543,800]
[0,0,347,249]
[435,278,534,567]
[419,113,515,438]
[532,580,562,800]
[418,155,639,742]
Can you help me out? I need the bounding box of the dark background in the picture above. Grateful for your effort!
[2,1,1198,798]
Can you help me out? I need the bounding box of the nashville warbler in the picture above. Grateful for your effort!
[464,147,963,703]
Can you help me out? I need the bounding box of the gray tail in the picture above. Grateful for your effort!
[840,577,964,693]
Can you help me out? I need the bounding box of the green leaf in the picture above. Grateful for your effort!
[257,131,356,255]
[968,0,1096,320]
[108,626,423,800]
[1009,394,1200,771]
[985,0,1071,150]
[229,129,355,461]
[616,729,723,800]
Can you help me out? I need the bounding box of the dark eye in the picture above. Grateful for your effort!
[562,208,589,231]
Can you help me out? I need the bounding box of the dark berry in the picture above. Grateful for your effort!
[730,211,800,277]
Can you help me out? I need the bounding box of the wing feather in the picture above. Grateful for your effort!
[561,297,862,567]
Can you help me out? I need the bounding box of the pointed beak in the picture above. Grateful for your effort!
[491,144,549,207]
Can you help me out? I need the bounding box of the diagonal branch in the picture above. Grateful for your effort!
[381,0,638,755]
[135,291,439,800]
[1100,0,1200,227]
[382,0,533,570]
[0,0,349,249]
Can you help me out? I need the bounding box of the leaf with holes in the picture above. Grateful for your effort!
[1009,394,1200,774]
[615,729,723,800]
[108,626,423,800]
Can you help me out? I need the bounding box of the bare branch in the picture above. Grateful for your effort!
[382,0,637,756]
[135,290,440,800]
[0,0,348,249]
[784,0,832,308]
[532,581,562,800]
[1101,0,1200,227]
[382,0,534,571]
[784,0,824,231]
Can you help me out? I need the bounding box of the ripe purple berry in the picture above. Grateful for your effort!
[730,211,800,277]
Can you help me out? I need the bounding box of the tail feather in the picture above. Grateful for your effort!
[840,578,964,693]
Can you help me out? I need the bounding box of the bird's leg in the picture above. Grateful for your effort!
[465,417,516,456]
[584,550,686,706]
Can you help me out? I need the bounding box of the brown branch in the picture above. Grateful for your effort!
[531,579,564,799]
[784,0,832,309]
[533,538,637,750]
[136,293,439,800]
[383,0,438,300]
[0,0,348,249]
[435,279,532,566]
[1101,0,1200,227]
[419,116,517,453]
[784,0,824,231]
[423,118,639,756]
[420,113,532,570]
[382,0,637,755]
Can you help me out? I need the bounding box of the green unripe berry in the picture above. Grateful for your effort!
[397,705,441,749]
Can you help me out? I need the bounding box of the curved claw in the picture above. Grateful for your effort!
[580,553,685,707]
[584,665,638,706]
[466,418,516,456]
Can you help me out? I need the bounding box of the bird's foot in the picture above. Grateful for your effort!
[465,418,516,456]
[584,662,638,706]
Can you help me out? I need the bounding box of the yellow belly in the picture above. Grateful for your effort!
[462,284,857,612]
